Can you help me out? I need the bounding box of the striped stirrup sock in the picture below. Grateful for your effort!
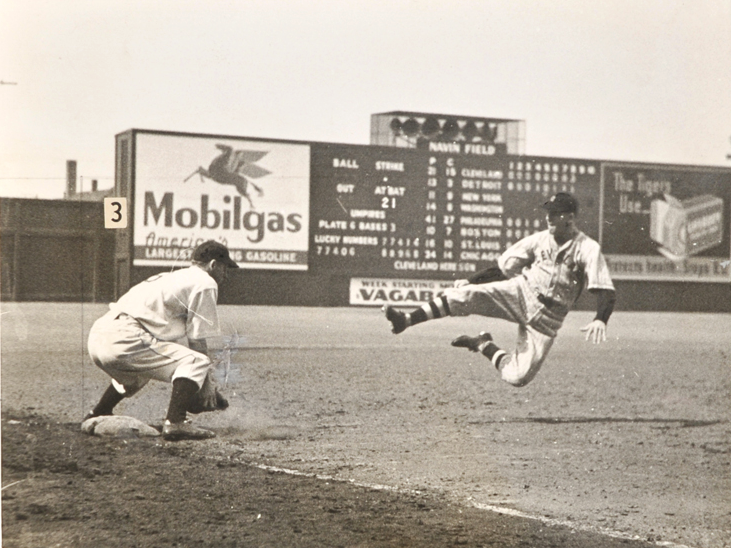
[409,295,451,326]
[481,343,507,370]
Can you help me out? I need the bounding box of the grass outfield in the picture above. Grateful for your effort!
[2,303,730,548]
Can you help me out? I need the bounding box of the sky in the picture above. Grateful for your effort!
[1,0,730,199]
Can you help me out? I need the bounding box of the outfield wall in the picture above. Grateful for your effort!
[0,196,728,311]
[0,198,115,302]
[3,121,731,312]
[111,128,730,313]
[126,267,731,313]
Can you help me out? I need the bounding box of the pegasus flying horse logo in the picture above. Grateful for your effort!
[184,144,271,209]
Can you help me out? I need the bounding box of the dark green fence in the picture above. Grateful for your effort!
[1,199,115,302]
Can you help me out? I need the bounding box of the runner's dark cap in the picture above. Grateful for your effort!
[192,241,239,268]
[543,192,578,215]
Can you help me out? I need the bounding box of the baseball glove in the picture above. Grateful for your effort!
[187,372,229,414]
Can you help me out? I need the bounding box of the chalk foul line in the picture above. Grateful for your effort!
[247,461,696,548]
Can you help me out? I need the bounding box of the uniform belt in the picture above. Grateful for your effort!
[113,312,155,335]
[536,293,569,315]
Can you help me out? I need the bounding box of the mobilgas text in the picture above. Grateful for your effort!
[144,191,302,243]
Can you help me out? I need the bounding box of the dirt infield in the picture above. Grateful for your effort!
[2,413,659,548]
[2,303,730,547]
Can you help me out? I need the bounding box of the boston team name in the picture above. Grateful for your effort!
[144,191,302,243]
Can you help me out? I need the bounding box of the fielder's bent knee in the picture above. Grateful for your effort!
[172,353,211,388]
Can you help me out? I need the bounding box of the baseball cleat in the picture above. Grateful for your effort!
[162,420,215,441]
[82,410,112,423]
[383,305,407,334]
[451,331,493,352]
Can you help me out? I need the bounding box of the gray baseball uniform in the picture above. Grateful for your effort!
[444,229,614,386]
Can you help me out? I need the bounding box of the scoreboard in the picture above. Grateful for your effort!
[119,128,730,286]
[309,142,601,278]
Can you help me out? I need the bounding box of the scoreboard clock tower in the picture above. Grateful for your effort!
[370,110,525,156]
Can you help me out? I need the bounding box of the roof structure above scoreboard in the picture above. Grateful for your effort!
[370,111,525,156]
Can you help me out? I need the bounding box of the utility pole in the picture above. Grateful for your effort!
[66,160,77,199]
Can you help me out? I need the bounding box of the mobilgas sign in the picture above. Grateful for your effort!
[133,133,310,269]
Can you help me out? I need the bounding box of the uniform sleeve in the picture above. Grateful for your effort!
[582,241,615,291]
[467,263,508,285]
[186,287,221,341]
[589,288,616,324]
[498,234,538,279]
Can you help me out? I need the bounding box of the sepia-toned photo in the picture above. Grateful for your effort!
[1,2,729,547]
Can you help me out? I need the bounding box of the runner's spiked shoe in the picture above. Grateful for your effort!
[383,305,408,334]
[451,331,493,352]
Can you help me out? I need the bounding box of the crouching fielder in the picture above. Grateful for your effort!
[384,192,616,387]
[86,241,238,440]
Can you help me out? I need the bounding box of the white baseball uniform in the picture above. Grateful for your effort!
[444,229,614,386]
[88,265,221,395]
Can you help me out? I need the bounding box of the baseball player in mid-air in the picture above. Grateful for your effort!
[384,192,616,387]
[85,240,238,440]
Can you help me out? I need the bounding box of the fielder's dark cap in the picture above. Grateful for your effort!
[543,192,578,215]
[192,240,239,268]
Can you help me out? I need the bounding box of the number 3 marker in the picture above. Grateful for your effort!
[104,197,128,228]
